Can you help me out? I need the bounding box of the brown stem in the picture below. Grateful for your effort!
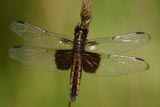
[80,0,91,28]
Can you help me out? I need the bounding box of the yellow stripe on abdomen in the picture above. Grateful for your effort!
[69,53,82,102]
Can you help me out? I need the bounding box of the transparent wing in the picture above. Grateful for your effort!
[90,54,149,77]
[8,46,71,72]
[10,21,73,49]
[85,32,151,54]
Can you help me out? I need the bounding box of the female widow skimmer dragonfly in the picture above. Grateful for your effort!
[8,0,150,104]
[9,21,150,101]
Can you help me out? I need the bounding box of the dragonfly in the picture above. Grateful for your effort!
[9,21,150,102]
[8,1,151,106]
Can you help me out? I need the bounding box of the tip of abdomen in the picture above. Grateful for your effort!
[70,96,76,102]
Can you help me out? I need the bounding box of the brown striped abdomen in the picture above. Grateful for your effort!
[69,53,82,102]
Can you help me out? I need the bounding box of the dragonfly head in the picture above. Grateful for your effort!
[74,24,88,37]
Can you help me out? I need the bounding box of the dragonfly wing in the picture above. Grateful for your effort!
[85,32,151,54]
[89,54,149,77]
[8,46,72,72]
[10,21,73,49]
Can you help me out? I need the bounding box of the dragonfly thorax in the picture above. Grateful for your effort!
[72,25,88,53]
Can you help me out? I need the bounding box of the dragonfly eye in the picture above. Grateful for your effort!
[82,28,88,35]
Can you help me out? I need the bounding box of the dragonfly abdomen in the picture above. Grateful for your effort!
[70,53,82,102]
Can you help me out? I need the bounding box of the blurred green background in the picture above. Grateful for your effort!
[0,0,159,107]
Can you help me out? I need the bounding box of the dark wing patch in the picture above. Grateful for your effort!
[55,50,73,70]
[82,51,101,73]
